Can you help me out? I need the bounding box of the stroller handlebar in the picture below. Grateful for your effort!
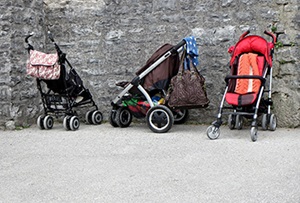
[239,30,250,40]
[172,40,186,52]
[264,30,277,44]
[48,31,55,42]
[25,32,35,43]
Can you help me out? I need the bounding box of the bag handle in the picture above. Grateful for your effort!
[177,49,187,76]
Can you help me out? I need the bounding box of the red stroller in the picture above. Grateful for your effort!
[206,30,279,142]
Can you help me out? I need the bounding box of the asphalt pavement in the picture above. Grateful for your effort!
[0,122,300,203]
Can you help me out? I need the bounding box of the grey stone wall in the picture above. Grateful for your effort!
[1,0,299,129]
[0,0,45,129]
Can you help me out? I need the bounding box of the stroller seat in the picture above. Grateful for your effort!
[225,53,265,106]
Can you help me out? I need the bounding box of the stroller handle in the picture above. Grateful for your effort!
[264,30,277,44]
[48,31,55,42]
[172,40,186,52]
[239,30,250,40]
[25,32,34,43]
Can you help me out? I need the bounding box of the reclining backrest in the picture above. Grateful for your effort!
[234,53,262,95]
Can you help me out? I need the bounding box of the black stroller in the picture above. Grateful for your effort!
[206,30,281,141]
[109,38,204,133]
[25,32,102,131]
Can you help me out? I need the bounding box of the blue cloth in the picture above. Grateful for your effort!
[183,36,199,69]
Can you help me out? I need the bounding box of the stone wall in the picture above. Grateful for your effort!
[1,0,299,129]
[0,0,45,129]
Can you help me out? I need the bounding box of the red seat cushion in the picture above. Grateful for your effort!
[225,92,258,106]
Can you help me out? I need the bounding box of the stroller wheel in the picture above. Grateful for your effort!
[63,116,71,130]
[235,115,243,130]
[69,116,80,131]
[109,109,119,127]
[268,114,277,131]
[43,115,54,130]
[85,111,93,124]
[37,115,45,130]
[261,113,268,130]
[228,114,235,130]
[116,107,132,128]
[91,110,103,125]
[146,105,174,133]
[173,109,189,124]
[250,126,258,142]
[206,125,220,140]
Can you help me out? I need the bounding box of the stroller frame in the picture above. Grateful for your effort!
[110,40,187,133]
[207,30,282,142]
[25,32,102,131]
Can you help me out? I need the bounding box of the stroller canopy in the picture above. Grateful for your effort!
[136,44,180,92]
[229,35,274,67]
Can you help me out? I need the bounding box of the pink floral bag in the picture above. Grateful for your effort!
[26,50,61,80]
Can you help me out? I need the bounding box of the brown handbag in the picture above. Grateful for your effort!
[166,51,209,109]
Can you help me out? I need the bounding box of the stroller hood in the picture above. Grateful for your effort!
[136,44,180,92]
[229,35,273,67]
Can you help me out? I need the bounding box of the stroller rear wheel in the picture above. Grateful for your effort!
[85,111,93,124]
[91,110,103,125]
[261,113,268,130]
[37,115,45,130]
[269,114,277,131]
[116,107,132,128]
[228,114,235,130]
[63,116,71,130]
[43,115,54,130]
[235,115,243,130]
[173,109,189,124]
[206,125,220,140]
[146,105,174,133]
[69,116,80,131]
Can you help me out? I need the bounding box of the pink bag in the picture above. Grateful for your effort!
[26,50,60,80]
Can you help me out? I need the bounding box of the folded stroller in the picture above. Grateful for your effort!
[206,30,279,141]
[25,32,102,131]
[109,37,202,133]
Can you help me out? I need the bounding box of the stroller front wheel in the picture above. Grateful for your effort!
[116,107,132,128]
[109,109,119,127]
[206,125,220,140]
[43,115,54,130]
[250,126,258,142]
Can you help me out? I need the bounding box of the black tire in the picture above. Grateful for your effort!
[63,116,71,130]
[235,115,243,130]
[115,107,132,128]
[69,116,80,131]
[43,115,54,130]
[173,109,189,124]
[37,115,45,130]
[261,113,268,130]
[269,114,277,131]
[91,110,103,125]
[146,105,174,133]
[228,114,235,130]
[109,109,119,127]
[85,111,93,124]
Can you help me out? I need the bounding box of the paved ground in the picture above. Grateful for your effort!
[0,122,300,203]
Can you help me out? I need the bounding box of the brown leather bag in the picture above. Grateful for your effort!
[166,51,209,109]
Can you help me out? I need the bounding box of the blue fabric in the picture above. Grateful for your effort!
[183,36,199,70]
